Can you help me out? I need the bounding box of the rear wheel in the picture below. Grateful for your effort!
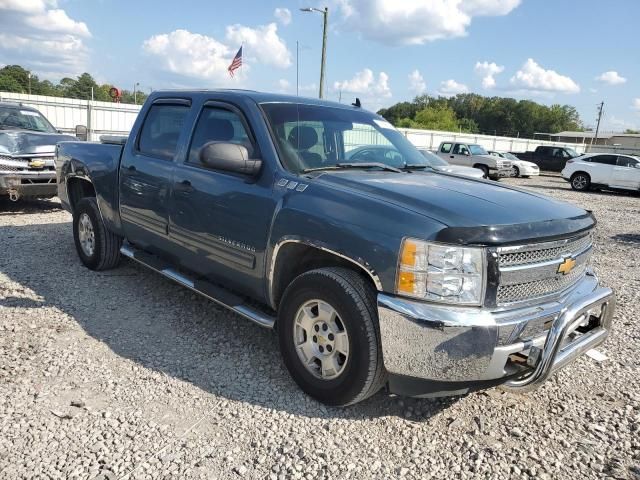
[278,267,386,406]
[73,197,122,270]
[570,172,591,191]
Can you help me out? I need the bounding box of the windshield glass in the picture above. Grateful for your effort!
[468,144,488,155]
[0,106,56,133]
[261,103,429,172]
[565,147,578,157]
[502,152,519,161]
[419,149,448,166]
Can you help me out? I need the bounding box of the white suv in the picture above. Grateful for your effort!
[562,153,640,192]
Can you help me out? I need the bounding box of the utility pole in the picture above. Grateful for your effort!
[134,82,140,104]
[27,73,31,95]
[589,102,604,150]
[300,7,328,99]
[296,41,299,97]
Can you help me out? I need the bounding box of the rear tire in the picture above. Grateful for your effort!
[73,197,122,270]
[278,267,386,406]
[570,172,591,191]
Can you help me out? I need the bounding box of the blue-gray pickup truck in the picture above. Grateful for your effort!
[55,90,615,406]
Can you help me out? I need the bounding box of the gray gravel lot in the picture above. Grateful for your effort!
[1,174,639,480]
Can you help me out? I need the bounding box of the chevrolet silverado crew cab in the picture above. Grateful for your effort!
[0,101,75,201]
[56,90,615,406]
[436,141,512,180]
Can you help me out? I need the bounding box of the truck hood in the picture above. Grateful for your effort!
[313,170,587,229]
[0,130,75,156]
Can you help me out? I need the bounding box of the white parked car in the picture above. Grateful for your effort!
[488,151,540,178]
[561,153,640,192]
[418,149,485,179]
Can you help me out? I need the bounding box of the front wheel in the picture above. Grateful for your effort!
[570,172,591,191]
[475,165,489,179]
[278,267,386,406]
[73,197,122,270]
[512,166,520,177]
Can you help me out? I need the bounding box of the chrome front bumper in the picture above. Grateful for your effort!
[378,271,615,396]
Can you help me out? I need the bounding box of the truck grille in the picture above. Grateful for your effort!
[495,232,592,305]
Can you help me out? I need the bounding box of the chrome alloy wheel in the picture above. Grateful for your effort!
[572,175,588,190]
[293,299,350,380]
[78,212,96,257]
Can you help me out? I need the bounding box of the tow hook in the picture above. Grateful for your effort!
[8,188,20,202]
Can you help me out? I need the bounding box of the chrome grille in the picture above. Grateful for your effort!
[497,263,587,304]
[498,233,592,267]
[495,232,593,306]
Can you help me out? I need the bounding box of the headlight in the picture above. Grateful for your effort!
[397,238,485,305]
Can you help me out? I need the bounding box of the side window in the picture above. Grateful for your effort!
[138,104,189,161]
[188,107,251,166]
[440,143,452,153]
[452,144,469,155]
[617,156,638,167]
[538,147,550,155]
[592,155,617,165]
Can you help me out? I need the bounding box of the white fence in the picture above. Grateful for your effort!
[0,91,141,141]
[397,128,588,154]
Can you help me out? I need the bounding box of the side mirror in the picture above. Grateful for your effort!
[199,142,262,176]
[75,125,88,141]
[464,151,471,156]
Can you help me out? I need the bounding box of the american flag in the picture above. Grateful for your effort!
[228,46,243,77]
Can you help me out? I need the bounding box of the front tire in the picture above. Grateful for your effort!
[474,164,489,179]
[512,166,520,177]
[278,267,386,406]
[73,197,122,270]
[570,172,591,191]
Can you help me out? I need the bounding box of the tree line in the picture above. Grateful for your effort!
[377,93,584,138]
[0,65,148,105]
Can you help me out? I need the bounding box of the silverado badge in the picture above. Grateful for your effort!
[557,257,577,275]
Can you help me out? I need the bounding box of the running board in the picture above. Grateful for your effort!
[120,243,275,329]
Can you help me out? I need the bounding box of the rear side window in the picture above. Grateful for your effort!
[591,155,617,165]
[138,104,189,160]
[617,156,638,167]
[440,142,452,153]
[187,107,252,166]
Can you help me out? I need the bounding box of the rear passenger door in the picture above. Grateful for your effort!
[611,156,640,189]
[587,154,617,184]
[119,99,191,253]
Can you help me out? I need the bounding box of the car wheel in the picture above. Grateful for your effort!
[475,165,489,179]
[570,172,591,191]
[73,197,122,270]
[278,267,387,406]
[512,166,520,177]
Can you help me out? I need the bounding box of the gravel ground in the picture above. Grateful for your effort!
[1,175,639,480]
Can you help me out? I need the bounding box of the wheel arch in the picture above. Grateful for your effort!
[268,239,382,311]
[67,176,97,213]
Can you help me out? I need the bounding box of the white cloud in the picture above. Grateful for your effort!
[438,79,469,96]
[334,69,391,97]
[474,60,504,88]
[0,0,90,75]
[274,7,292,26]
[226,23,291,68]
[143,30,235,84]
[408,70,426,95]
[595,70,626,85]
[143,23,292,83]
[633,98,640,111]
[510,58,580,93]
[277,78,290,92]
[334,0,521,45]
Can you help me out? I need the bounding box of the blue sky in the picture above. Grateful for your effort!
[1,0,639,131]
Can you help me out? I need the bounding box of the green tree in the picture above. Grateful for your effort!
[411,105,460,131]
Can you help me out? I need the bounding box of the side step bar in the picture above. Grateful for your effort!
[120,243,276,329]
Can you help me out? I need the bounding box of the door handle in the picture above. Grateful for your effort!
[175,180,194,193]
[450,155,454,159]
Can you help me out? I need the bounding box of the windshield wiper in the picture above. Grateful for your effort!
[303,162,403,173]
[402,163,433,170]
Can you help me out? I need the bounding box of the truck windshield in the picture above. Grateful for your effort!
[0,106,56,133]
[565,148,578,157]
[468,144,488,155]
[261,103,429,173]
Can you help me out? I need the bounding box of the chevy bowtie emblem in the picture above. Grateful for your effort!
[557,257,577,275]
